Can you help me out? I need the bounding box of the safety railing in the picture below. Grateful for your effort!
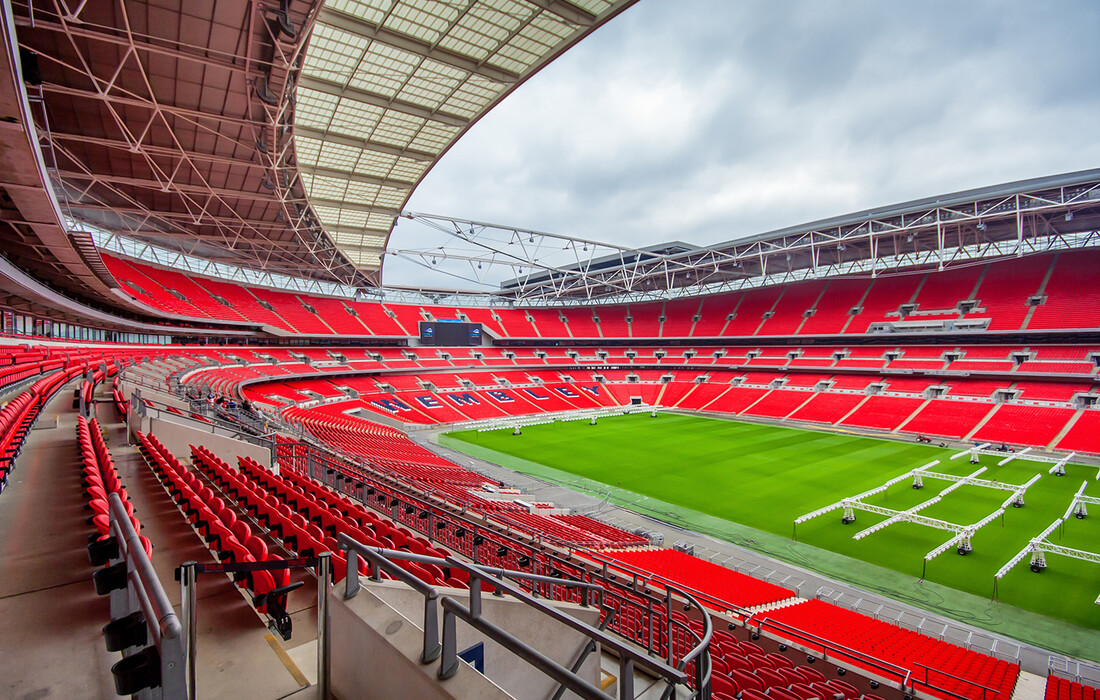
[754,616,913,688]
[585,549,755,622]
[755,614,1007,700]
[294,439,714,693]
[92,492,186,698]
[177,553,330,700]
[1048,656,1100,687]
[334,534,706,700]
[911,662,1001,700]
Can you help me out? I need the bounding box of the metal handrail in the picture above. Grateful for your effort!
[441,556,688,688]
[335,533,443,664]
[666,583,713,697]
[107,492,181,642]
[303,442,672,611]
[912,661,1000,700]
[339,542,605,603]
[588,549,755,621]
[333,535,699,698]
[439,595,609,700]
[300,443,710,695]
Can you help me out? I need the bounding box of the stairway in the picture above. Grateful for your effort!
[1010,670,1047,700]
[1046,408,1084,450]
[895,398,932,432]
[963,404,1002,442]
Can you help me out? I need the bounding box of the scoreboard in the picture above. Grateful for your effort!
[419,320,482,346]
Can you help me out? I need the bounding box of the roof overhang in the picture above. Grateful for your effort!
[294,0,640,276]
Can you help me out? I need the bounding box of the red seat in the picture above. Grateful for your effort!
[757,667,787,690]
[789,683,822,700]
[730,669,764,693]
[770,687,803,700]
[821,679,860,699]
[712,673,739,698]
[767,653,796,669]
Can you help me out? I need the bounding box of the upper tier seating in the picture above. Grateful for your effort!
[1029,250,1100,330]
[725,288,783,337]
[758,281,826,336]
[968,255,1052,331]
[846,274,923,333]
[100,250,1100,338]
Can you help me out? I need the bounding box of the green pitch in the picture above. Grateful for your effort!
[443,412,1100,658]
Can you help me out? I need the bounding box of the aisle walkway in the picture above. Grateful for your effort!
[0,381,118,699]
[0,386,315,699]
[98,400,317,698]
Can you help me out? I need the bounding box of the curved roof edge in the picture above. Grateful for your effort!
[292,0,641,276]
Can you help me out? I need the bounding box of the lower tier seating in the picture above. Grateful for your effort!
[593,548,795,611]
[754,599,1019,700]
[1045,675,1099,700]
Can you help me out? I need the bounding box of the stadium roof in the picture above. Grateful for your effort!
[297,0,638,273]
[5,0,637,305]
[2,1,1098,324]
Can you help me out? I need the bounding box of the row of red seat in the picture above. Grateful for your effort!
[592,548,795,611]
[493,511,649,549]
[136,433,299,635]
[752,599,1019,700]
[708,622,884,700]
[266,373,1098,452]
[194,344,1100,381]
[196,445,464,589]
[105,250,1100,337]
[111,377,128,418]
[1045,675,1099,700]
[79,415,151,556]
[0,367,84,493]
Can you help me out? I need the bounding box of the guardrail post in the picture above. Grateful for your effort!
[469,574,482,619]
[180,560,198,700]
[423,593,441,664]
[665,591,674,666]
[619,656,634,700]
[439,607,458,680]
[344,548,361,599]
[317,552,331,699]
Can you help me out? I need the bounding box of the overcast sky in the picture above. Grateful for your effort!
[384,0,1100,288]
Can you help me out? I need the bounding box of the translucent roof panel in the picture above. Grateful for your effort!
[296,0,639,275]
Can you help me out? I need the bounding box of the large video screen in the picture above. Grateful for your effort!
[419,320,482,346]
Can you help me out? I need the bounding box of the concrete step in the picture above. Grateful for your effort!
[1011,670,1047,700]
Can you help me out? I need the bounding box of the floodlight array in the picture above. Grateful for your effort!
[950,443,991,461]
[1062,480,1100,520]
[997,447,1033,466]
[1049,452,1076,476]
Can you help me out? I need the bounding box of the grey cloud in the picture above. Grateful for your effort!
[388,0,1100,287]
